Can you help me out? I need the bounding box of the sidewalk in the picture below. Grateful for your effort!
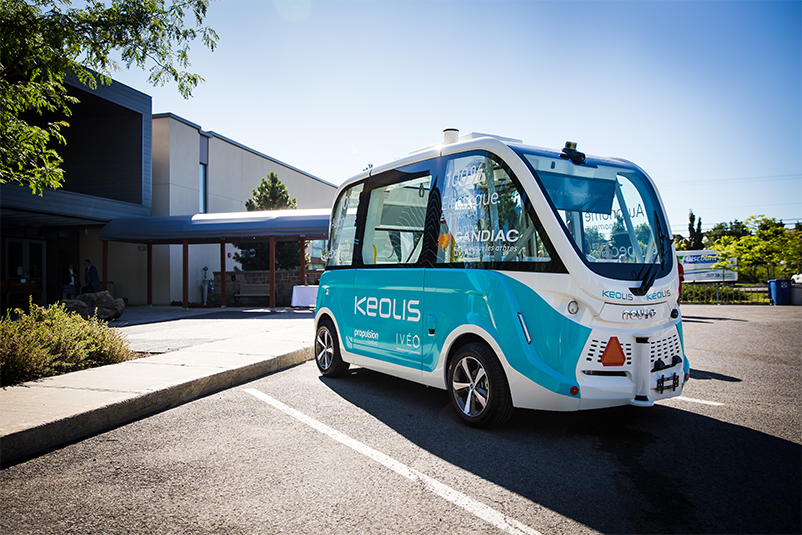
[0,306,317,467]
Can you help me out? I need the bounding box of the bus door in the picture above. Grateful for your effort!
[321,181,364,355]
[426,151,564,373]
[352,167,433,377]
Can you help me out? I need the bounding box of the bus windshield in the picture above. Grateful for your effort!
[515,148,671,281]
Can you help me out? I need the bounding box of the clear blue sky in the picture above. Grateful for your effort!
[110,0,802,237]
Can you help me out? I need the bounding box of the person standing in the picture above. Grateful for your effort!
[83,259,100,294]
[61,262,78,299]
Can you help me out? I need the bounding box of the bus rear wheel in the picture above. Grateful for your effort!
[315,319,350,377]
[448,343,513,428]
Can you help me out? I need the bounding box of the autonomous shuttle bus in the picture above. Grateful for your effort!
[315,130,688,427]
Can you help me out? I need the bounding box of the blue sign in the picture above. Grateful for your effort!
[538,172,616,214]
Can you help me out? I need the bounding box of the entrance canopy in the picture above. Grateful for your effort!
[99,208,331,244]
[99,208,331,309]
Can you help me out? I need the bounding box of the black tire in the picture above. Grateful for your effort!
[315,319,350,377]
[447,342,513,428]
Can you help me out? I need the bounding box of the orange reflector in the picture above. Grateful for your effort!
[601,337,626,367]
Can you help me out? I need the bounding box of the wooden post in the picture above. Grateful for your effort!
[220,239,226,308]
[101,240,109,292]
[182,238,189,310]
[299,235,306,286]
[147,242,153,306]
[270,236,276,310]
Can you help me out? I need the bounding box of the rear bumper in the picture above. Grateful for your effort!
[576,325,686,409]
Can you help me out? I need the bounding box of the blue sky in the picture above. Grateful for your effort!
[110,0,802,236]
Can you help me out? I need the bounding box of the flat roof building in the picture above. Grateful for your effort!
[1,77,336,310]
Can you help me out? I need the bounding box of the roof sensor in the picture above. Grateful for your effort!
[560,141,586,165]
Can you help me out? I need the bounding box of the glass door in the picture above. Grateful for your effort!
[5,239,45,284]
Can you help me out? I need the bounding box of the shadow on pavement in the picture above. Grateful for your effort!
[681,315,748,324]
[689,369,742,382]
[320,368,801,535]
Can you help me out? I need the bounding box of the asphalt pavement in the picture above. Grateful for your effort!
[2,302,799,470]
[0,305,317,467]
[1,303,798,534]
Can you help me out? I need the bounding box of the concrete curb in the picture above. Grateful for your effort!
[0,346,312,467]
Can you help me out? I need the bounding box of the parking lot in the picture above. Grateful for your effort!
[1,304,799,534]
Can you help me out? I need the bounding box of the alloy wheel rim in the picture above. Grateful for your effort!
[316,329,333,369]
[451,356,488,417]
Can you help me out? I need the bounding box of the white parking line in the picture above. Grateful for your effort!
[671,396,724,406]
[243,388,543,535]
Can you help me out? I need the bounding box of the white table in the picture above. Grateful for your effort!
[291,285,319,307]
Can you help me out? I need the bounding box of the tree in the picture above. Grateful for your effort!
[244,171,297,212]
[711,216,801,282]
[1,0,218,194]
[688,210,704,250]
[706,219,749,244]
[233,172,303,271]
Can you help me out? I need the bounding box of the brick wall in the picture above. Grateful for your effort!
[213,269,323,307]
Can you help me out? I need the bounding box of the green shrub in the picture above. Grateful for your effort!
[0,299,134,386]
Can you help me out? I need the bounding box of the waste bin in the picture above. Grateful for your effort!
[791,285,802,306]
[768,280,792,305]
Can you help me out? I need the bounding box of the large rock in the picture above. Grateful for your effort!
[68,291,126,321]
[61,299,89,318]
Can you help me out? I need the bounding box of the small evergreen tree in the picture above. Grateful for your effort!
[233,172,303,270]
[245,172,297,212]
[688,210,704,250]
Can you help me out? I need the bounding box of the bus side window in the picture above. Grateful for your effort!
[362,175,432,265]
[326,182,363,267]
[438,153,551,265]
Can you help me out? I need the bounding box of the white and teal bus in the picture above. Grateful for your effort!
[315,130,688,428]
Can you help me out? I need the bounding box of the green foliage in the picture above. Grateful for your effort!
[234,172,306,271]
[244,171,297,211]
[706,219,749,243]
[0,299,134,386]
[681,283,770,305]
[710,216,801,283]
[688,210,704,250]
[0,0,218,194]
[584,226,604,256]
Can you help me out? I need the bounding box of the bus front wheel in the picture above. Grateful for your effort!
[315,319,350,377]
[447,343,513,428]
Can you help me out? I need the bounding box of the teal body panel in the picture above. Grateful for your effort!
[677,320,690,376]
[424,270,589,397]
[320,268,590,398]
[507,276,592,388]
[316,269,355,348]
[352,269,425,368]
[318,269,425,368]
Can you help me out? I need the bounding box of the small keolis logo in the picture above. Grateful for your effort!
[355,296,421,322]
[646,289,672,301]
[602,290,634,301]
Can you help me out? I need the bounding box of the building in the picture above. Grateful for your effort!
[1,77,336,310]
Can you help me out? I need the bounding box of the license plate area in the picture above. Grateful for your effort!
[656,372,680,394]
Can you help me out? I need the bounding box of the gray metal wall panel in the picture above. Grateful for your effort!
[60,77,152,209]
[1,184,150,223]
